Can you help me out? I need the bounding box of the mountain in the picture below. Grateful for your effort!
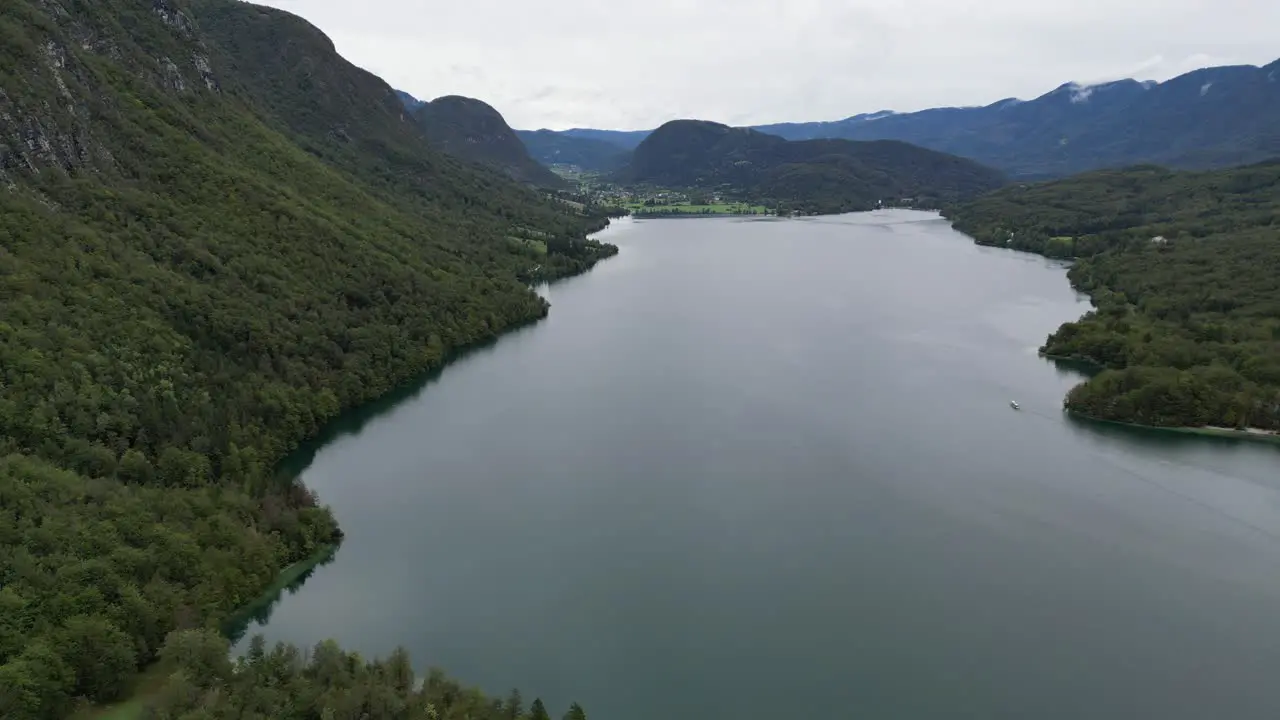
[0,0,613,715]
[528,58,1280,180]
[559,127,652,150]
[752,59,1280,178]
[619,120,1006,213]
[944,160,1280,430]
[516,129,631,172]
[185,1,585,226]
[751,110,899,141]
[395,89,425,109]
[412,95,567,188]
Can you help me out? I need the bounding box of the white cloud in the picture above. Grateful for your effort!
[252,0,1280,130]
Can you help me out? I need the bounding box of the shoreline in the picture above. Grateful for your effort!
[222,543,341,641]
[946,221,1279,448]
[630,212,775,219]
[1043,354,1280,444]
[78,220,623,720]
[74,543,340,720]
[1066,411,1280,445]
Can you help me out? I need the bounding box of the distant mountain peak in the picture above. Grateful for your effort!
[527,55,1280,181]
[412,94,567,188]
[854,110,896,122]
[744,56,1280,178]
[428,95,500,113]
[516,128,631,172]
[1044,78,1137,104]
[394,89,425,109]
[1067,83,1095,104]
[620,118,1004,213]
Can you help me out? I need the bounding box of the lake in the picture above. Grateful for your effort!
[240,211,1280,719]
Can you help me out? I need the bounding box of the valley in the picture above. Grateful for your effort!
[1,0,1278,718]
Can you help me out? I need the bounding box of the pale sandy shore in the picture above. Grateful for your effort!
[1069,411,1280,445]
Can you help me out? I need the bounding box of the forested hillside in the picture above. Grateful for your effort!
[140,630,588,720]
[411,96,568,189]
[945,162,1280,431]
[395,89,426,109]
[0,0,614,716]
[620,120,1005,213]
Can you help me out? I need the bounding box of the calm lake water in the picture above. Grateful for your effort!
[241,211,1280,719]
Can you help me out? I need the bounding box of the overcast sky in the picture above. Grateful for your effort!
[259,0,1279,131]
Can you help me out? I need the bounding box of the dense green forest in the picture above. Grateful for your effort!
[136,630,588,720]
[619,120,1005,214]
[0,0,615,716]
[945,161,1280,430]
[410,96,568,189]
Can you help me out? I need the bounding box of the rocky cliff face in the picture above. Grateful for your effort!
[0,0,225,184]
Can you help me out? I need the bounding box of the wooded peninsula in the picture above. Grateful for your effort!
[945,161,1280,434]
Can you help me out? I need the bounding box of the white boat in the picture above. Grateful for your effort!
[1010,400,1020,410]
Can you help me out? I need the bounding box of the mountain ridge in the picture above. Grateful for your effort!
[521,57,1280,179]
[411,94,568,189]
[619,119,1006,213]
[515,128,630,172]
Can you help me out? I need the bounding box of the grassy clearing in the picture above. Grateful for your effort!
[70,663,171,720]
[628,202,771,215]
[507,236,549,256]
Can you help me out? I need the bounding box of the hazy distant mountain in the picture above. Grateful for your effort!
[751,111,899,141]
[759,59,1280,178]
[516,129,630,172]
[532,58,1280,179]
[412,96,567,189]
[619,120,1005,213]
[558,128,652,150]
[394,89,425,109]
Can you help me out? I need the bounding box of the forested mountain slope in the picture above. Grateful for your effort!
[186,4,570,195]
[0,0,613,716]
[620,120,1005,213]
[945,161,1280,430]
[395,89,426,109]
[411,95,568,189]
[142,630,589,720]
